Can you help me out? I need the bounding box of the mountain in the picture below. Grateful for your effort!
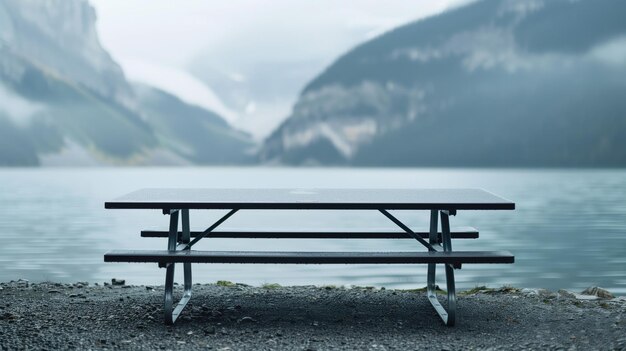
[260,0,626,167]
[133,84,252,164]
[0,0,252,166]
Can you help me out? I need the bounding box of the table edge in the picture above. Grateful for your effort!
[105,201,515,210]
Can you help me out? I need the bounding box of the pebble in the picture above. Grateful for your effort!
[581,286,614,299]
[0,282,623,350]
[212,310,223,317]
[557,289,576,299]
[237,316,257,324]
[1,312,18,320]
[575,294,599,301]
[537,289,557,298]
[521,288,557,298]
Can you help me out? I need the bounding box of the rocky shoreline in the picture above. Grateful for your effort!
[1,280,625,350]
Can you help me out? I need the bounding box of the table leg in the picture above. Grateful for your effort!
[163,209,193,325]
[427,210,457,326]
[181,209,193,306]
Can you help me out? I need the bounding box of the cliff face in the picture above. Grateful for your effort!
[0,0,132,107]
[260,0,626,167]
[0,0,252,166]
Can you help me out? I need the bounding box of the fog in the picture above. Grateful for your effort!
[90,0,468,138]
[2,0,625,167]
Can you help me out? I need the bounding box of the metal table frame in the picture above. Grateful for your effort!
[159,207,459,325]
[105,188,515,326]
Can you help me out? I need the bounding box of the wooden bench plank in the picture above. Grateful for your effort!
[104,250,514,265]
[140,227,479,239]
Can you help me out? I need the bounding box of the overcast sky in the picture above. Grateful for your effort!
[90,0,469,136]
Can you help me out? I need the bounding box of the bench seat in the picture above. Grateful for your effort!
[105,250,513,265]
[140,226,479,240]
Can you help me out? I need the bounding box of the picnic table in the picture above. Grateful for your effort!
[104,188,515,326]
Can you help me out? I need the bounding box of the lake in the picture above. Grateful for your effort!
[0,167,624,295]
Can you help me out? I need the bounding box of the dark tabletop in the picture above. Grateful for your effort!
[105,188,514,210]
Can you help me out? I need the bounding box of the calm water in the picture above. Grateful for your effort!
[0,167,625,295]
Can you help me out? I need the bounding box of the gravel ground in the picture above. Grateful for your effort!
[1,280,625,350]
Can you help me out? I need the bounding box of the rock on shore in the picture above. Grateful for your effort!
[0,281,624,350]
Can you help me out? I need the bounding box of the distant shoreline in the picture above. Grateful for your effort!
[2,281,624,350]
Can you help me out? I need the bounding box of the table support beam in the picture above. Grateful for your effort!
[163,209,193,325]
[427,210,457,326]
[162,209,238,324]
[159,208,458,326]
[184,209,239,249]
[379,209,435,251]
